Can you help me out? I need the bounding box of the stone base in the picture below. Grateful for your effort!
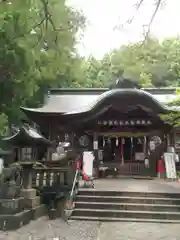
[20,188,41,209]
[0,198,24,215]
[32,204,47,220]
[48,209,57,220]
[23,196,40,209]
[20,188,36,198]
[0,209,32,230]
[47,197,65,220]
[0,204,47,230]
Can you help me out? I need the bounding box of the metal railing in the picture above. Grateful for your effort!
[69,169,79,201]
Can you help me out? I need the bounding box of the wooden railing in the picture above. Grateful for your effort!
[118,163,145,175]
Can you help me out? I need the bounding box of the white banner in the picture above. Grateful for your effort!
[164,152,177,179]
[83,151,94,177]
[93,141,98,150]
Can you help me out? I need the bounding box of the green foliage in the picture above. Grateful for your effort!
[160,92,180,127]
[2,0,180,134]
[0,0,86,131]
[83,37,180,88]
[0,114,8,136]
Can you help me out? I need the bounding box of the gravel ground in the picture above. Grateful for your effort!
[0,218,99,240]
[98,222,180,240]
[0,219,180,240]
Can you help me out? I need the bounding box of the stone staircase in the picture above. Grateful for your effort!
[70,189,180,223]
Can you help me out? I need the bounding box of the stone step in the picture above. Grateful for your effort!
[75,201,180,212]
[70,216,180,223]
[72,208,180,220]
[78,190,180,198]
[76,195,180,205]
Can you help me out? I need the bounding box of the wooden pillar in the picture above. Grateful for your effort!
[143,136,147,157]
[47,122,53,161]
[166,134,170,151]
[121,138,124,165]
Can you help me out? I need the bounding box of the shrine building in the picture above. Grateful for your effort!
[20,84,180,177]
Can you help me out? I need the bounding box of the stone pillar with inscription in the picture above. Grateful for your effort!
[20,162,46,221]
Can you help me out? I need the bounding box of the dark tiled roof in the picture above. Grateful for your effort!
[20,88,179,114]
[2,126,52,147]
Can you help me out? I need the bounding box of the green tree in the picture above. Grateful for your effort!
[0,0,86,130]
[84,37,180,88]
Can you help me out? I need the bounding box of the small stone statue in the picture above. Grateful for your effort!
[0,163,22,199]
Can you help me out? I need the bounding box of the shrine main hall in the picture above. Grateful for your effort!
[20,84,180,177]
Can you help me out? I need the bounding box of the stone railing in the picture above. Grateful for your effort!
[32,167,74,189]
[0,160,76,230]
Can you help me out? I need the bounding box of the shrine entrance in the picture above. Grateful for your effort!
[97,132,147,176]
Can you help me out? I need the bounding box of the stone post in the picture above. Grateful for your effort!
[20,162,45,220]
[0,163,32,230]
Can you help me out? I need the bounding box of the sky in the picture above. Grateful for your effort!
[67,0,180,59]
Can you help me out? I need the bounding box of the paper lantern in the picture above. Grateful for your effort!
[130,120,135,125]
[119,121,123,125]
[116,137,119,146]
[114,120,118,126]
[109,120,113,126]
[142,120,145,124]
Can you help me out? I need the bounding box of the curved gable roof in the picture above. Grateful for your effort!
[64,89,169,115]
[21,88,178,116]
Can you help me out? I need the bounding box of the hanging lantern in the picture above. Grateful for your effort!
[116,137,119,146]
[125,121,129,125]
[103,121,107,125]
[142,120,145,124]
[103,137,105,146]
[136,120,140,124]
[131,137,133,147]
[114,120,118,126]
[119,121,123,125]
[130,120,135,125]
[109,120,113,126]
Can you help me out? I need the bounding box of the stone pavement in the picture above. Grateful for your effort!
[2,218,180,240]
[0,218,99,240]
[89,178,180,193]
[1,178,180,239]
[97,222,180,240]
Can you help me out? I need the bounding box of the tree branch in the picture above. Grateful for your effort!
[115,0,164,39]
[144,0,163,40]
[114,0,145,30]
[126,0,145,25]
